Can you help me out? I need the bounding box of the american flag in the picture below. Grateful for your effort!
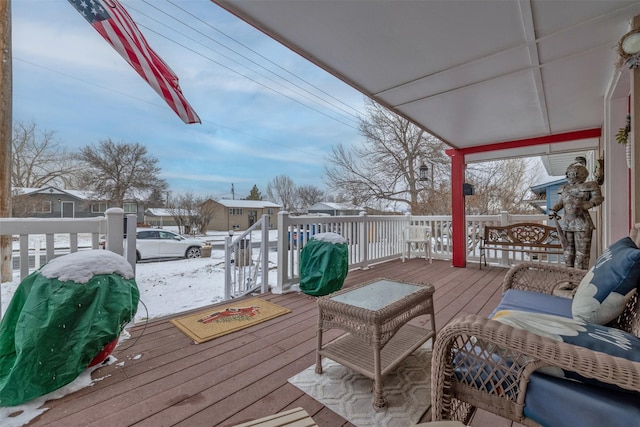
[67,0,201,124]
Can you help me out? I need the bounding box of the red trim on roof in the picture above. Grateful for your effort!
[445,128,601,156]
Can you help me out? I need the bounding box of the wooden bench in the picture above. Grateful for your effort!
[479,222,563,269]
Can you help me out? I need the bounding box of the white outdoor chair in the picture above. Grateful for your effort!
[402,225,432,263]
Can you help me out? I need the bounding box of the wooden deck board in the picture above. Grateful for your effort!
[25,258,516,427]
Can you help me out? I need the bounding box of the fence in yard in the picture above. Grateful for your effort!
[274,211,559,293]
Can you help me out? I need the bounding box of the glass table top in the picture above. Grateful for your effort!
[329,279,423,311]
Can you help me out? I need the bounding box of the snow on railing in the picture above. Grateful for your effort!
[0,208,137,282]
[224,214,270,299]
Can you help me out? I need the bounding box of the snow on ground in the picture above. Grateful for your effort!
[0,229,280,426]
[2,228,280,323]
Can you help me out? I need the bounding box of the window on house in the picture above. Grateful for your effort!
[33,201,52,213]
[267,208,275,215]
[232,224,240,230]
[123,202,137,213]
[91,202,109,213]
[230,208,243,215]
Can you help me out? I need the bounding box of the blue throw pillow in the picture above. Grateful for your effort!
[572,237,640,324]
[492,310,640,388]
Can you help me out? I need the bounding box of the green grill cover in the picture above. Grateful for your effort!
[0,250,139,406]
[299,233,348,296]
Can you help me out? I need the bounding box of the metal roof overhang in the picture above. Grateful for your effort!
[212,0,640,165]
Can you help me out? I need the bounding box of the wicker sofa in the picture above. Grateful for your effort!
[431,226,640,427]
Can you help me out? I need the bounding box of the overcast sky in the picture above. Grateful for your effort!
[11,0,367,200]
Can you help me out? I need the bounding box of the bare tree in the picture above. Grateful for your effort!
[297,184,324,209]
[166,192,216,235]
[76,139,167,206]
[196,196,217,234]
[12,121,81,188]
[266,175,299,212]
[415,158,542,215]
[465,159,542,215]
[166,192,199,235]
[325,99,448,214]
[325,99,540,215]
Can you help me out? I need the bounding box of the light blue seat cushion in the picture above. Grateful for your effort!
[489,289,573,318]
[525,373,640,427]
[487,298,640,427]
[492,310,640,387]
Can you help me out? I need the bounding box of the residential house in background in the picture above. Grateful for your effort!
[202,199,280,231]
[529,178,567,214]
[306,202,365,216]
[12,186,145,222]
[143,208,178,227]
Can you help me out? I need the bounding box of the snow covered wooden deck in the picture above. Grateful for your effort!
[25,258,524,427]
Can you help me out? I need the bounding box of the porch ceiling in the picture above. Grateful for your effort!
[212,0,640,158]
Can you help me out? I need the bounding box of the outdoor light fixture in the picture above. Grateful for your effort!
[418,163,429,181]
[618,29,640,68]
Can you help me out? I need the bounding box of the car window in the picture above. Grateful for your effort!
[137,230,159,239]
[158,231,179,240]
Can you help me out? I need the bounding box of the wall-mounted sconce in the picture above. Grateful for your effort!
[618,29,640,68]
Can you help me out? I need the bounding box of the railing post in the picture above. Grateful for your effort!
[500,211,509,226]
[224,234,232,300]
[19,233,28,281]
[359,212,369,270]
[125,213,137,274]
[500,211,510,266]
[105,208,124,256]
[261,214,269,293]
[274,211,289,294]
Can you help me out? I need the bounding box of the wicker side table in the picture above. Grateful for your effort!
[316,278,436,408]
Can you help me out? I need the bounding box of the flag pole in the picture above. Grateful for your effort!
[0,0,12,283]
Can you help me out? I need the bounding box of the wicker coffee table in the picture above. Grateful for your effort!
[315,278,436,408]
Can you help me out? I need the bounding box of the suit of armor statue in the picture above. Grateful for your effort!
[549,161,604,269]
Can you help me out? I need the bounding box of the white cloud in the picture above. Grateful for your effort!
[11,0,366,198]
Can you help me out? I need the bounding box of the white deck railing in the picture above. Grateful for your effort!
[0,208,137,280]
[224,214,270,299]
[274,211,559,293]
[0,208,137,318]
[1,210,560,302]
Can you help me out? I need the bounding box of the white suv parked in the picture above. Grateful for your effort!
[135,229,204,261]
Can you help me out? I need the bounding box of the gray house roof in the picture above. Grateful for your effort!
[13,186,99,200]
